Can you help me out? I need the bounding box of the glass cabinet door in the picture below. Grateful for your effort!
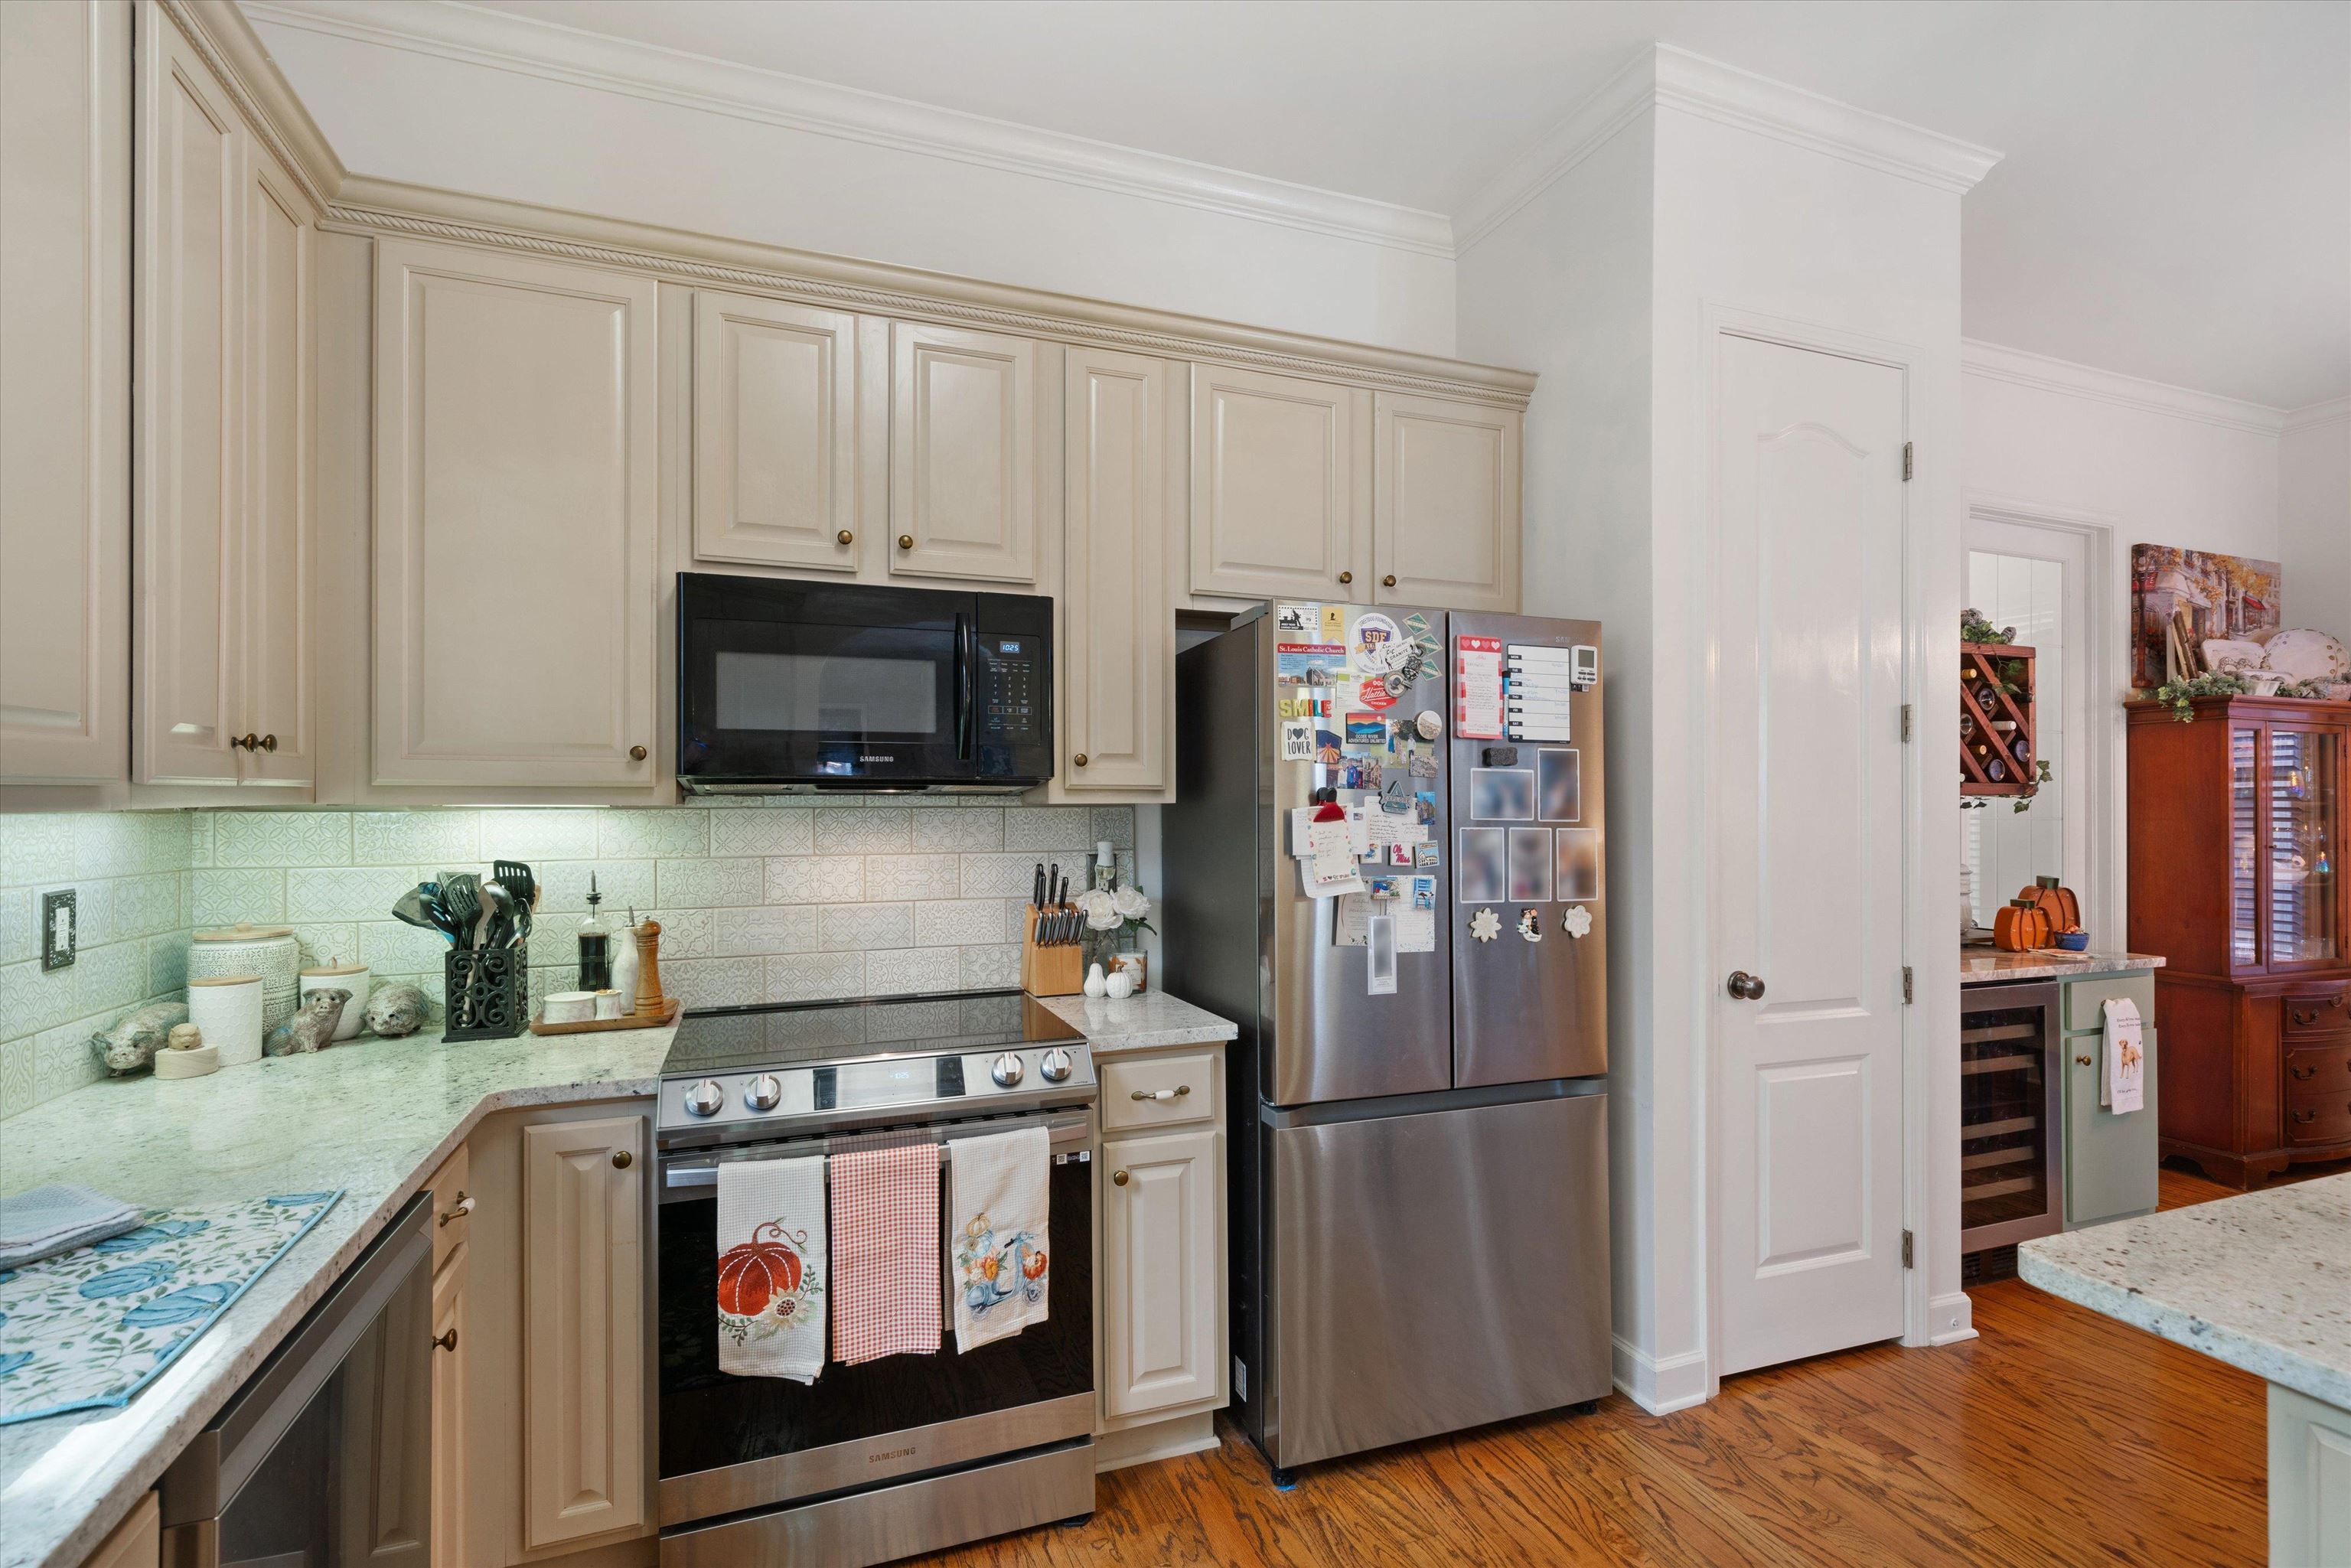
[2267,726,2341,967]
[2232,726,2261,967]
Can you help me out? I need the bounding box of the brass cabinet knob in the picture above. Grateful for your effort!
[1726,970,1766,1001]
[629,745,647,761]
[2075,1055,2094,1067]
[898,534,915,550]
[233,732,259,751]
[837,529,854,546]
[1073,753,1088,767]
[1338,571,1353,585]
[1383,574,1397,588]
[432,1328,458,1352]
[259,733,277,753]
[611,1149,633,1169]
[1112,1169,1129,1186]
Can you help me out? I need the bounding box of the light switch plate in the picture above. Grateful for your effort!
[40,889,75,971]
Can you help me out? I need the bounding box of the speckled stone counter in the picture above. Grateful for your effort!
[1959,948,2166,986]
[1039,990,1239,1053]
[2019,1173,2349,1409]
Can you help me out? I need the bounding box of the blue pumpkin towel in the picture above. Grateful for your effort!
[0,1190,342,1425]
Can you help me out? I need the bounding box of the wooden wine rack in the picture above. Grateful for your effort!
[1961,641,2038,797]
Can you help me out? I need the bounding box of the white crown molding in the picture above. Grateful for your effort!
[239,0,1456,259]
[1962,338,2289,437]
[1459,43,2002,253]
[168,0,345,209]
[2283,395,2351,433]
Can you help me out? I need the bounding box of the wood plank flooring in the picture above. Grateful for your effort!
[922,1159,2345,1568]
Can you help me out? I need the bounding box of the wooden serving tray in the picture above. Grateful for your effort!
[528,996,683,1037]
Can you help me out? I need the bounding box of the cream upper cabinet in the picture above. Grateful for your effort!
[1372,393,1521,613]
[373,239,660,787]
[692,290,866,573]
[519,1114,646,1552]
[1101,1124,1225,1420]
[1057,347,1180,797]
[1189,363,1371,603]
[236,150,313,784]
[889,320,1042,584]
[0,0,129,787]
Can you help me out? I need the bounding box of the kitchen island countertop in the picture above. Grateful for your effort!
[1959,948,2166,986]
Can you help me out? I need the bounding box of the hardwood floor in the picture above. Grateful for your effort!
[924,1160,2346,1568]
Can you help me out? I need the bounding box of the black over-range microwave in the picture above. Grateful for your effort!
[677,572,1052,793]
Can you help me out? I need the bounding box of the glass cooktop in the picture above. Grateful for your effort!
[659,988,1081,1079]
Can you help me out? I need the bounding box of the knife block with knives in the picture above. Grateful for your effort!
[1019,862,1087,998]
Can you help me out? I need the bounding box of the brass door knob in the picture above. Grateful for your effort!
[1112,1169,1129,1186]
[611,1149,633,1169]
[1727,970,1766,1001]
[1338,571,1353,585]
[432,1328,458,1352]
[259,734,277,753]
[1074,753,1088,767]
[836,529,854,545]
[898,534,915,550]
[1383,574,1397,588]
[629,745,647,761]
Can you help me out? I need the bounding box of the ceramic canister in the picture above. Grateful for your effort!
[300,962,372,1041]
[190,925,302,1032]
[188,974,266,1067]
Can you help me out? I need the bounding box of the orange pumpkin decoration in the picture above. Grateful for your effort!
[716,1222,803,1318]
[1993,898,2052,952]
[1022,1247,1048,1281]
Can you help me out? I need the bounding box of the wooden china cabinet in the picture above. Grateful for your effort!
[2128,696,2351,1185]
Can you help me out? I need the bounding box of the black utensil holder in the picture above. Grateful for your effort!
[444,944,527,1042]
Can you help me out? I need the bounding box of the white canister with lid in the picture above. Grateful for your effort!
[300,962,372,1040]
[188,974,266,1067]
[190,925,302,1033]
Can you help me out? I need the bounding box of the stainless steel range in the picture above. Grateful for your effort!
[654,989,1097,1568]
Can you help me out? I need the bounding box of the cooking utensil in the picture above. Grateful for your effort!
[483,882,518,950]
[392,885,444,938]
[1032,862,1045,912]
[441,875,481,950]
[495,860,537,914]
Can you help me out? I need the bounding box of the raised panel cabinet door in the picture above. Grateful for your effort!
[237,147,312,785]
[374,240,660,787]
[78,1491,159,1568]
[431,1242,468,1568]
[1372,393,1521,612]
[889,320,1039,583]
[692,290,861,572]
[1101,1126,1223,1420]
[1061,347,1176,794]
[135,2,242,785]
[0,0,130,784]
[520,1114,646,1550]
[1189,363,1370,602]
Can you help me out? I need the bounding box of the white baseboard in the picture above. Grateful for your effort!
[1927,1290,1978,1345]
[1094,1410,1221,1472]
[1612,1337,1710,1414]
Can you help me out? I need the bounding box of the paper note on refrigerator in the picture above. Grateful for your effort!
[1302,820,1363,897]
[1396,903,1436,954]
[1456,635,1505,738]
[1333,892,1371,947]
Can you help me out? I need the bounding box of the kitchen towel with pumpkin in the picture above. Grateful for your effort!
[716,1157,827,1382]
[948,1126,1050,1353]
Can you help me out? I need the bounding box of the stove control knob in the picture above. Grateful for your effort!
[683,1080,726,1118]
[743,1073,782,1112]
[1039,1047,1074,1083]
[990,1051,1025,1088]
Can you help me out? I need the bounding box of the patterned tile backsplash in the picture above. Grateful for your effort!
[0,801,1143,1120]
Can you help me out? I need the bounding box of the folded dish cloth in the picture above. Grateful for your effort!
[2102,996,2145,1114]
[716,1156,827,1383]
[0,1185,142,1269]
[831,1139,941,1364]
[949,1126,1051,1354]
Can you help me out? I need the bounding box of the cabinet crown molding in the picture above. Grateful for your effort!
[322,175,1537,409]
[159,0,345,211]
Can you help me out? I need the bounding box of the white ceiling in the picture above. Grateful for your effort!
[383,1,2351,408]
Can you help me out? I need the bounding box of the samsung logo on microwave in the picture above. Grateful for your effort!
[859,754,895,763]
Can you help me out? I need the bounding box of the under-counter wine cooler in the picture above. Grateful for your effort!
[1958,981,2063,1252]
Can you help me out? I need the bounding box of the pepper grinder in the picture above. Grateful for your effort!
[632,918,666,1018]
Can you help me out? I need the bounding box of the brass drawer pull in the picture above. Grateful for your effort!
[2291,1063,2319,1081]
[2294,1107,2318,1125]
[1130,1085,1191,1101]
[438,1192,475,1226]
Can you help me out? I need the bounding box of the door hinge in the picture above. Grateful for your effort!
[1903,966,1914,1004]
[1902,442,1913,481]
[1900,703,1912,742]
[1901,1229,1915,1269]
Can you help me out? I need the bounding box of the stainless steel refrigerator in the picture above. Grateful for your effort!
[1165,602,1611,1477]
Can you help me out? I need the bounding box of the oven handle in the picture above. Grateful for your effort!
[662,1107,1092,1190]
[955,613,976,761]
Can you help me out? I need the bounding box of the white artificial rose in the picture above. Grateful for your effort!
[1076,887,1123,931]
[1112,885,1150,922]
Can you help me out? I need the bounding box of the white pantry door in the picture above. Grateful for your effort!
[1716,333,1909,1377]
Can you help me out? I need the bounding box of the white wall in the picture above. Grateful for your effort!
[245,10,1458,357]
[2280,400,2351,645]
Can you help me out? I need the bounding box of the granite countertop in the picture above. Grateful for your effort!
[1959,948,2167,986]
[2020,1174,2349,1410]
[1,987,1237,1568]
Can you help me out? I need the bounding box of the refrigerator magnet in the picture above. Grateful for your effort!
[1276,601,1319,634]
[1459,828,1506,902]
[1554,829,1601,903]
[1280,719,1313,762]
[1507,827,1553,901]
[1469,768,1535,820]
[1415,709,1444,742]
[1469,907,1502,943]
[1365,914,1398,994]
[1344,713,1387,746]
[1414,841,1441,869]
[1561,905,1594,939]
[1537,748,1581,823]
[1517,908,1544,942]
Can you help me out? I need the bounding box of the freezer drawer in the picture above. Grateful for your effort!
[1265,1090,1609,1468]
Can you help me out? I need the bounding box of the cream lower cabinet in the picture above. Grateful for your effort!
[1371,393,1521,614]
[373,240,661,789]
[77,1492,158,1568]
[1189,363,1371,605]
[1052,347,1182,800]
[1097,1046,1228,1443]
[0,0,129,787]
[460,1105,652,1567]
[428,1145,472,1568]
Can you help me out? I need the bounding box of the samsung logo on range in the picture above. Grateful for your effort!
[859,754,895,763]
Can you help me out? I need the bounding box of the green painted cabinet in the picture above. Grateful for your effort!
[2061,972,2159,1229]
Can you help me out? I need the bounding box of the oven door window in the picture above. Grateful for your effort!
[684,618,963,782]
[657,1153,1092,1486]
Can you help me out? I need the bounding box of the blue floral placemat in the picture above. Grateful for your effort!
[0,1190,342,1426]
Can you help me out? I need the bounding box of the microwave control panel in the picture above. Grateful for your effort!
[977,634,1042,741]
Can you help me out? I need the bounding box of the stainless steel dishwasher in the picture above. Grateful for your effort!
[160,1191,435,1566]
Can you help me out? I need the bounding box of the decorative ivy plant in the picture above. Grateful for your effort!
[2150,671,2250,721]
[1961,608,2009,646]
